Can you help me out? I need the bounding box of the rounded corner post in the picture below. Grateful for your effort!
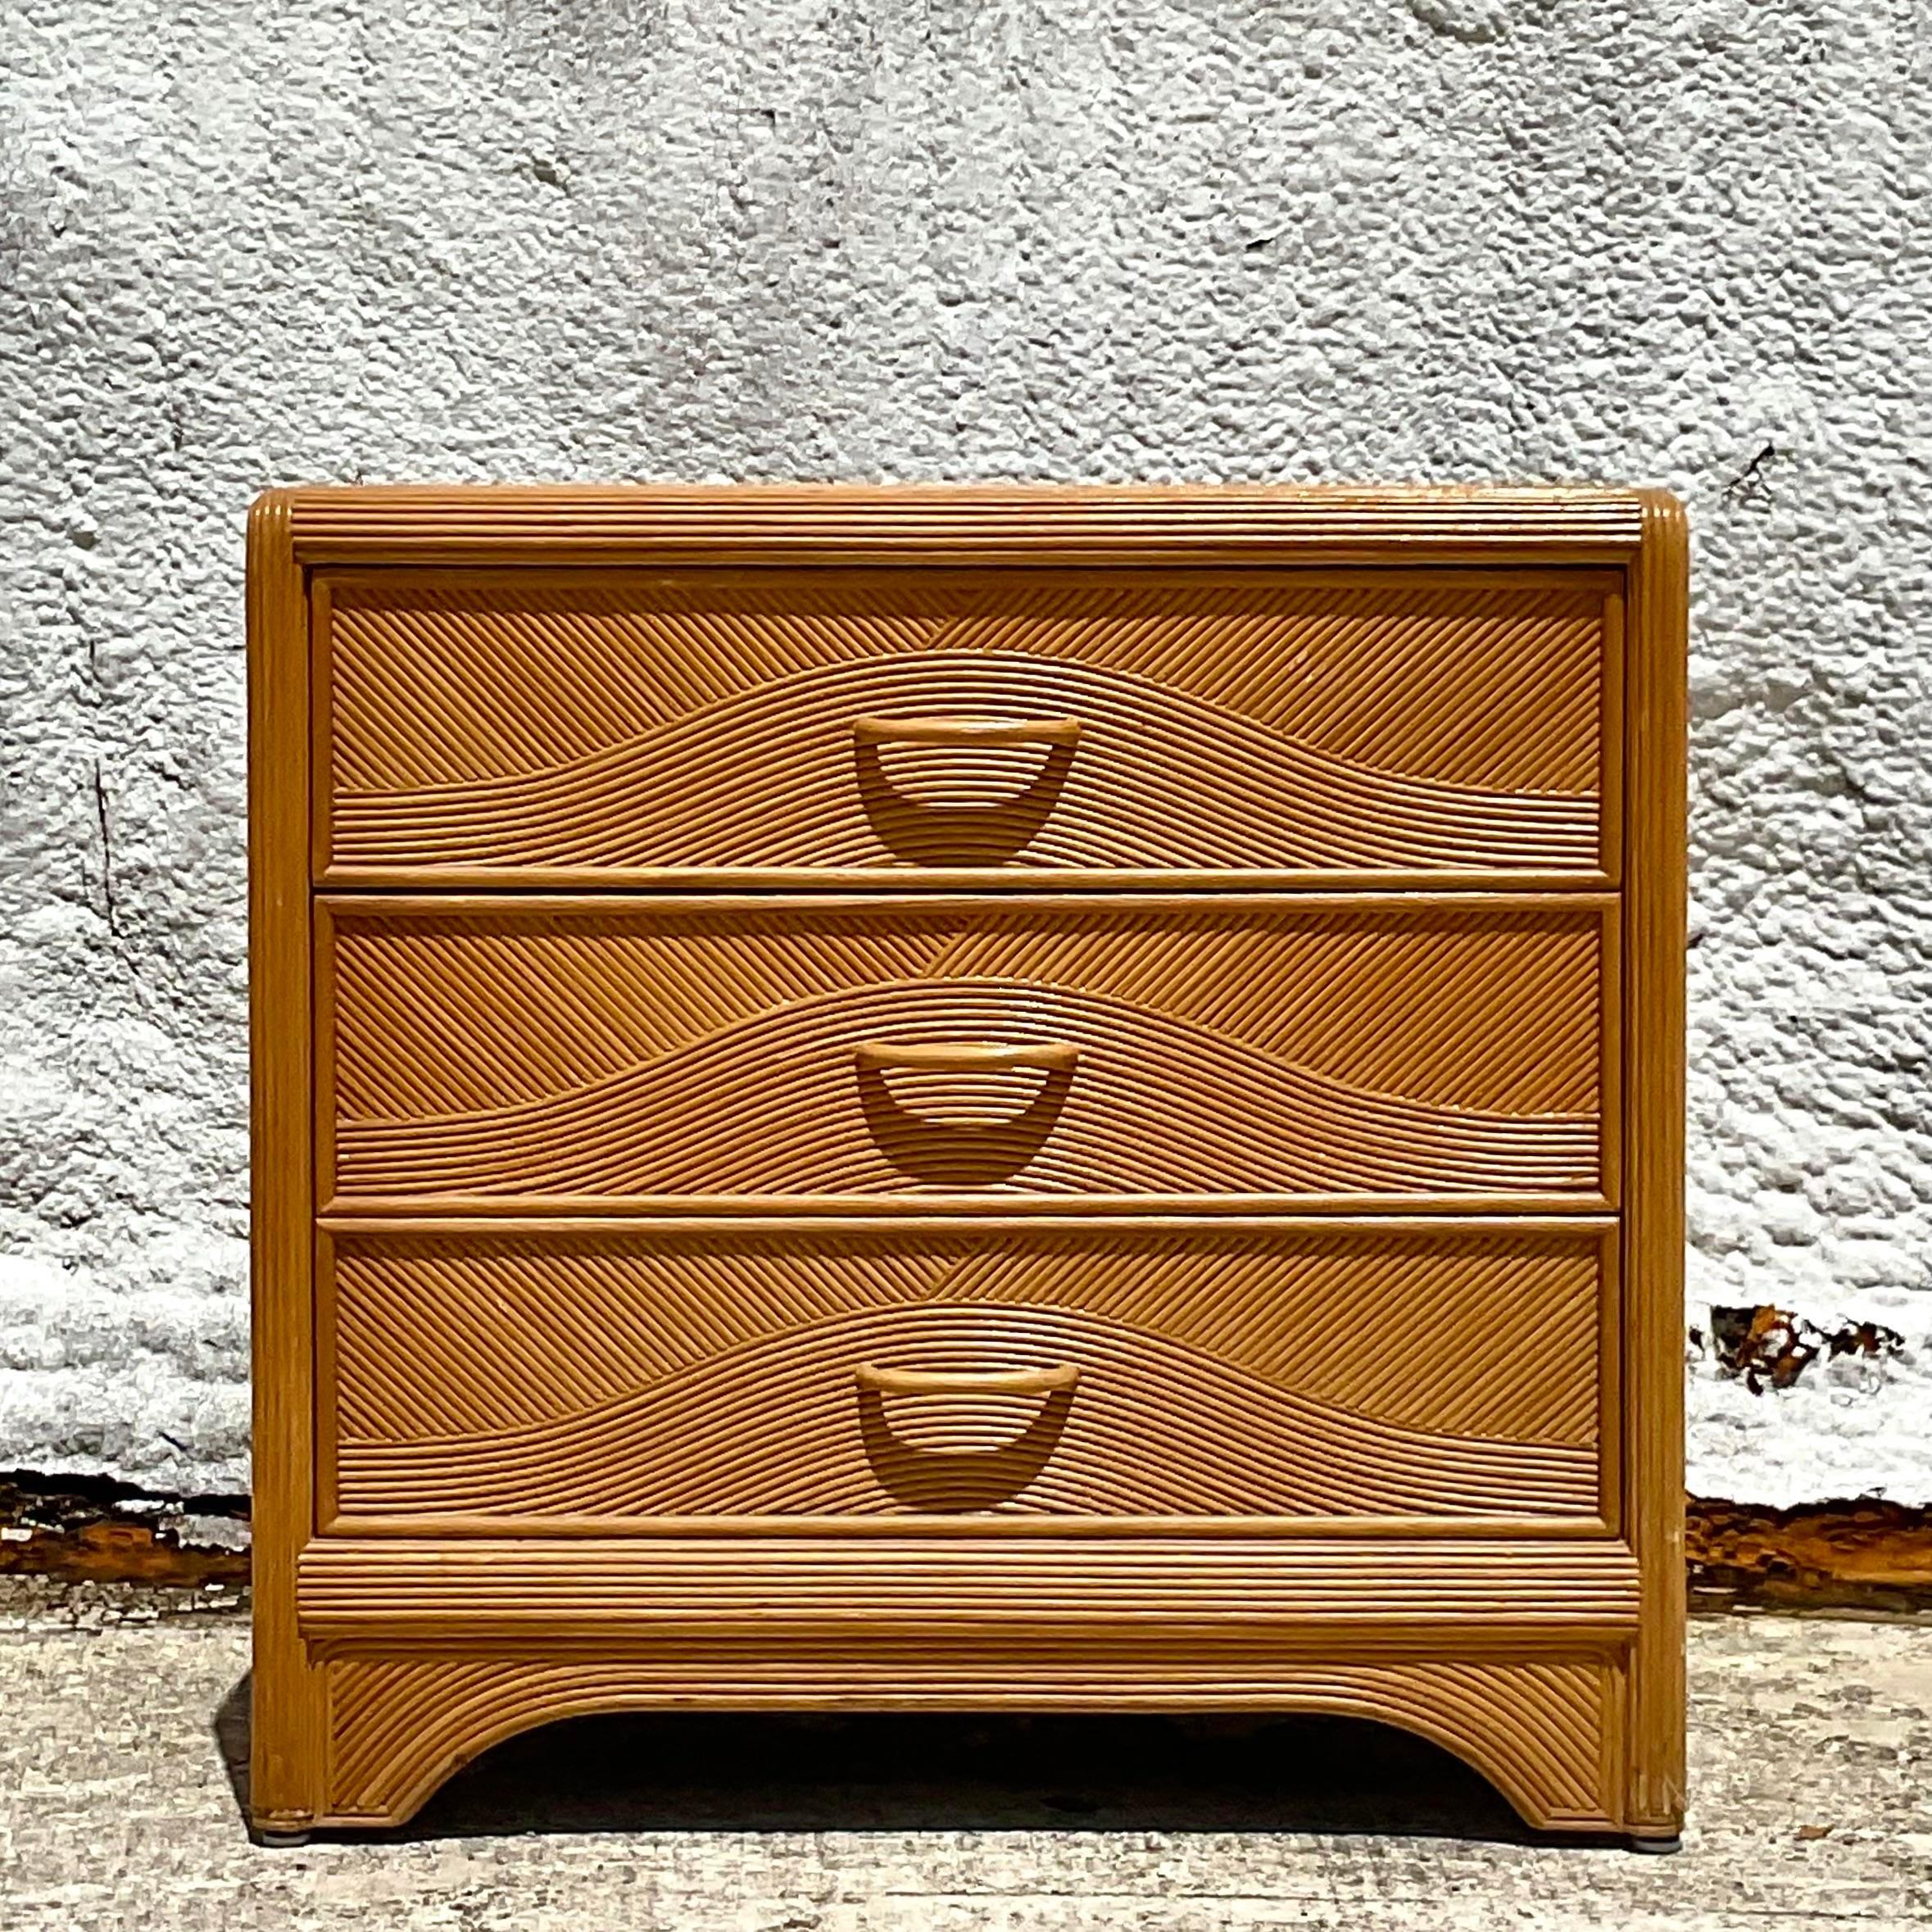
[247,482,329,1825]
[1621,479,1689,1840]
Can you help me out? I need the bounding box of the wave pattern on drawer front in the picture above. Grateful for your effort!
[335,982,1598,1198]
[328,903,1607,1203]
[332,654,1597,873]
[334,1304,1597,1520]
[325,571,1606,873]
[333,1227,1603,1446]
[328,1224,1608,1521]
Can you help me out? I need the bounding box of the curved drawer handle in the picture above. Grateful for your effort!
[851,715,1083,749]
[854,1363,1081,1397]
[854,1041,1080,1075]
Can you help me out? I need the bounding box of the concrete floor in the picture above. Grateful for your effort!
[2,1587,1929,1930]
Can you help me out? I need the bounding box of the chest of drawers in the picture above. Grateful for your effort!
[248,484,1685,1845]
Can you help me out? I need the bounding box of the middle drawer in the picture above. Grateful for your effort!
[320,895,1617,1213]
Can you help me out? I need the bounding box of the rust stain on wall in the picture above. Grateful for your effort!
[0,1475,249,1589]
[1699,1305,1904,1397]
[1687,1498,1932,1616]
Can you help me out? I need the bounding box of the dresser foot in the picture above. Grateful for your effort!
[1627,1832,1681,1855]
[252,1826,313,1848]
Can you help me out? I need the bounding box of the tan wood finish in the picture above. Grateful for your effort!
[250,483,1686,1844]
[317,565,1617,886]
[245,493,329,1836]
[316,1650,1627,1835]
[318,894,1617,1213]
[1621,491,1690,1834]
[318,1220,1617,1528]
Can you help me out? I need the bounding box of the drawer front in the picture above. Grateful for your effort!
[317,567,1616,883]
[322,1221,1616,1526]
[321,896,1617,1212]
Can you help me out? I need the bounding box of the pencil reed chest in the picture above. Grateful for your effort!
[248,485,1685,1842]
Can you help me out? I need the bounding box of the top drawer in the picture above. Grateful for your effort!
[315,567,1619,887]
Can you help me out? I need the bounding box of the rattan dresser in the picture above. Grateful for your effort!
[247,484,1686,1845]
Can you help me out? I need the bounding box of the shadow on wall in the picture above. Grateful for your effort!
[212,1671,1569,1846]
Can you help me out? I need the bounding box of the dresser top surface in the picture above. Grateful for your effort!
[256,482,1681,568]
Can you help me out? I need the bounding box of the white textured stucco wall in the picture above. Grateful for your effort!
[2,0,1928,1503]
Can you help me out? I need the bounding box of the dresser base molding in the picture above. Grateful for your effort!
[285,1642,1635,1836]
[295,1535,1641,1644]
[272,1538,1666,1835]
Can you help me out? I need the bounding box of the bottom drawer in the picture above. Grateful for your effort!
[320,1219,1616,1528]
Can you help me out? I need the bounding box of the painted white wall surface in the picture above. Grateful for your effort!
[1,1,1927,1503]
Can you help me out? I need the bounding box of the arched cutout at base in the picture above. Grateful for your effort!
[310,1651,1625,1837]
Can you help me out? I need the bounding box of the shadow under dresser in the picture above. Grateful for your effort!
[247,484,1686,1845]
